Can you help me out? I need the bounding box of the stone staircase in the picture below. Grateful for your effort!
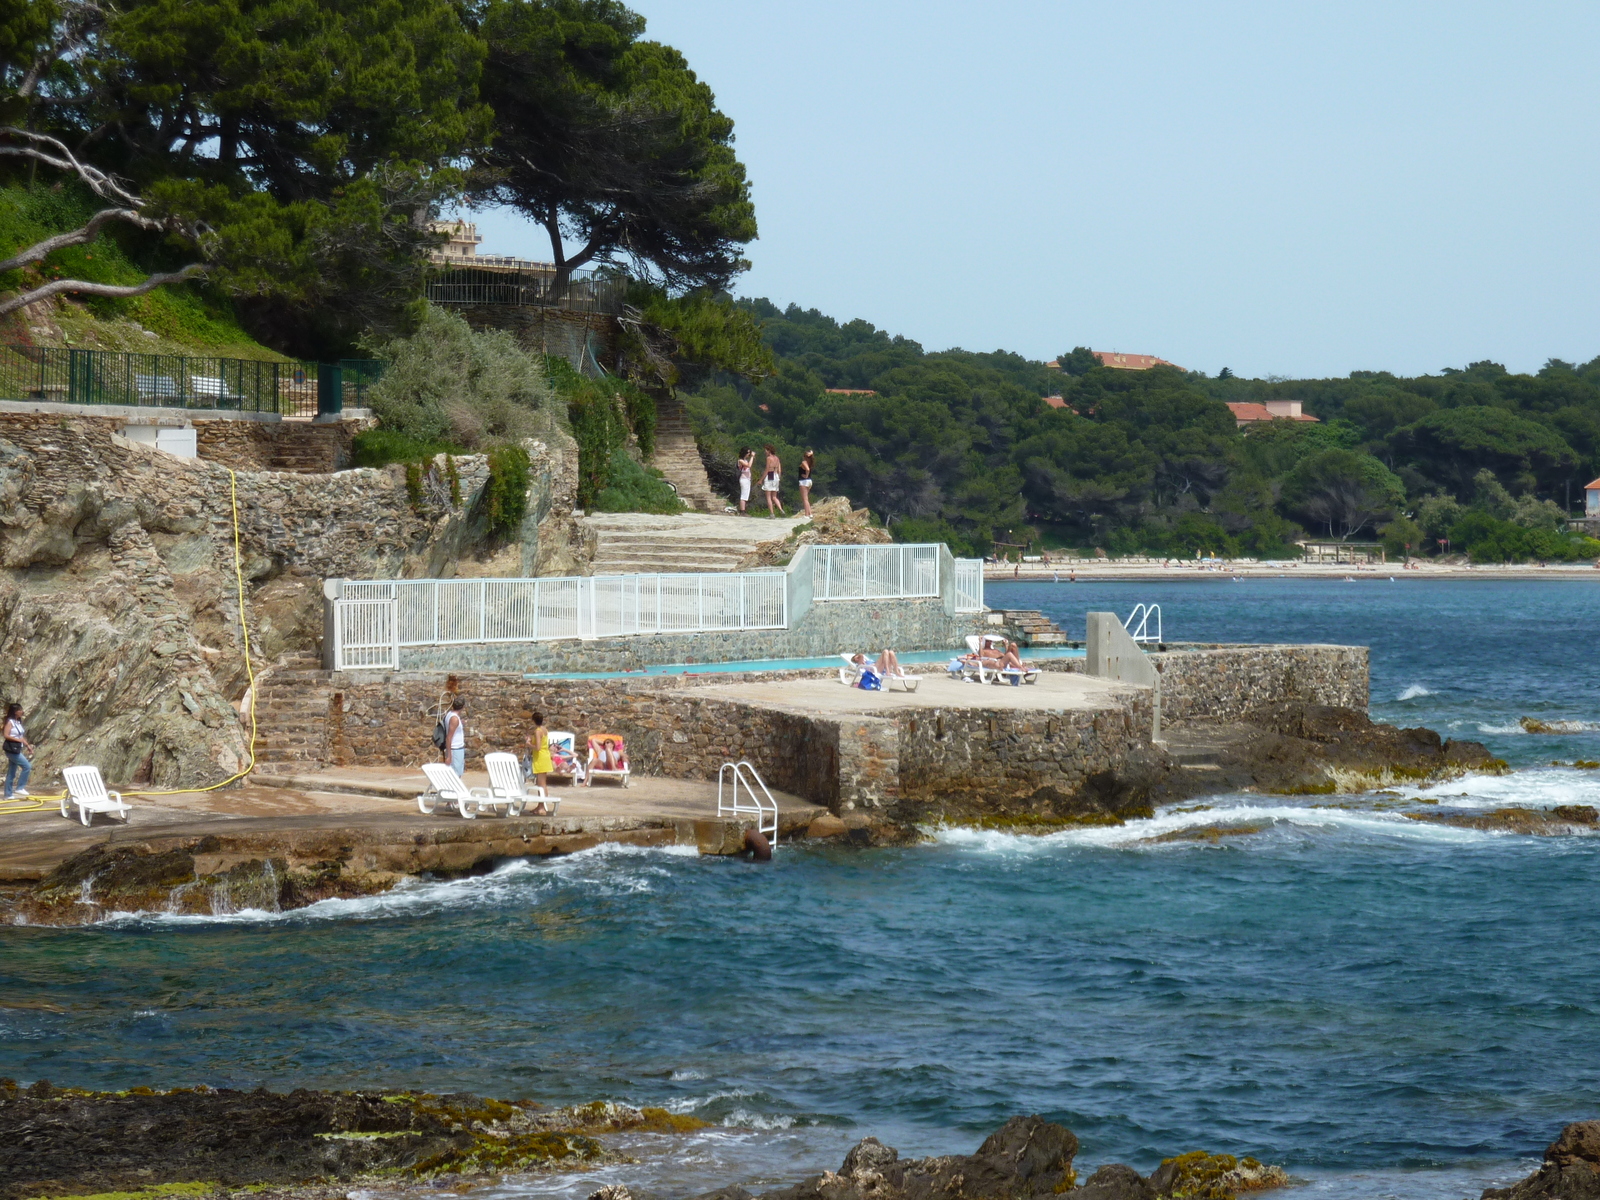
[582,511,809,574]
[650,396,719,512]
[998,609,1070,646]
[249,651,336,773]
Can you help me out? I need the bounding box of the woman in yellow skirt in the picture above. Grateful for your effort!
[527,710,554,799]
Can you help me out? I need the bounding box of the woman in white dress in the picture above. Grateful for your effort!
[737,447,753,513]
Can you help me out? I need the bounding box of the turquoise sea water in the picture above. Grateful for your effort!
[3,579,1599,1200]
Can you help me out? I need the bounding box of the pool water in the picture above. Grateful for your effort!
[524,645,1087,681]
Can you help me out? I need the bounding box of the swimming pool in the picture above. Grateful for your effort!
[523,644,1086,681]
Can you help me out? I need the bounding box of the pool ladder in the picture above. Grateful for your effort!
[718,761,778,849]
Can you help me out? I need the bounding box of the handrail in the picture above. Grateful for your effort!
[1123,603,1163,644]
[717,760,778,848]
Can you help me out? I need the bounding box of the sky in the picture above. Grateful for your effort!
[463,1,1600,380]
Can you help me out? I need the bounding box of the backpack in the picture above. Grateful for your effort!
[859,669,882,691]
[431,713,449,750]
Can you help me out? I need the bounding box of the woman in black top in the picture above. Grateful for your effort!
[798,449,815,518]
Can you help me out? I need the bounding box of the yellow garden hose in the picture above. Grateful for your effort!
[2,466,259,812]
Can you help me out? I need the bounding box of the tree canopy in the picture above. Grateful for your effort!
[684,301,1600,563]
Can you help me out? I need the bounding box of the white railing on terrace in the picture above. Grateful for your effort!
[953,557,984,613]
[327,545,987,670]
[810,544,941,601]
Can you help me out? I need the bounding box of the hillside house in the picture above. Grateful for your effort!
[1044,352,1184,371]
[1587,477,1600,517]
[1227,400,1320,428]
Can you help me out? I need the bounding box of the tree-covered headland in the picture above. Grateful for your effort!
[687,303,1600,564]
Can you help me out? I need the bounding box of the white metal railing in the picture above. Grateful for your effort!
[953,558,984,612]
[812,544,941,601]
[718,760,778,847]
[1124,603,1163,644]
[330,571,787,668]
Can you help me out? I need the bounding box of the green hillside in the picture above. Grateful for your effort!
[686,302,1600,564]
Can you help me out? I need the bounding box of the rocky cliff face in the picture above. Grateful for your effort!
[0,410,587,788]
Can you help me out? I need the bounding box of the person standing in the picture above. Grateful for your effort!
[441,696,467,777]
[736,448,754,514]
[527,710,553,796]
[797,449,815,518]
[762,445,786,516]
[3,702,33,800]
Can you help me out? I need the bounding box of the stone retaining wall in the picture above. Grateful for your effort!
[319,640,1351,818]
[393,598,983,673]
[193,417,371,474]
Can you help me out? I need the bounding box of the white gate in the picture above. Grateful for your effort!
[333,597,397,669]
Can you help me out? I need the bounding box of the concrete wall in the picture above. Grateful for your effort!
[393,598,983,673]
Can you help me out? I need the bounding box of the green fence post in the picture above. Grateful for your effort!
[316,363,343,418]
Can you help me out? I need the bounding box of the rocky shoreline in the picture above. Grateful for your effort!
[3,1084,1595,1200]
[0,704,1548,925]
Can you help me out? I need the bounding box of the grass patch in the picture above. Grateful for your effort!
[27,1184,216,1200]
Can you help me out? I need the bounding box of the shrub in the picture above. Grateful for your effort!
[364,306,550,450]
[592,449,685,514]
[351,428,460,468]
[482,443,531,536]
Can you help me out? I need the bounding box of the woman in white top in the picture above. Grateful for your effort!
[737,447,754,513]
[441,696,467,777]
[4,702,34,800]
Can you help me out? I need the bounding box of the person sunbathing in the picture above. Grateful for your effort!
[1001,641,1033,671]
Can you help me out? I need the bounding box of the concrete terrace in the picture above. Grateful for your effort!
[0,771,825,885]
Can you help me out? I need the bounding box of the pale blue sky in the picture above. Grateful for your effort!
[464,1,1600,379]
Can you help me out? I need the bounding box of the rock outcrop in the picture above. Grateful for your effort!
[1158,703,1503,799]
[1484,1121,1600,1199]
[0,1080,701,1200]
[691,1119,1289,1200]
[0,410,585,787]
[735,495,892,568]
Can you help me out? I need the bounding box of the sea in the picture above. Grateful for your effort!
[3,577,1598,1200]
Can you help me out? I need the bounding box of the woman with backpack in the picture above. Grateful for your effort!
[436,696,467,777]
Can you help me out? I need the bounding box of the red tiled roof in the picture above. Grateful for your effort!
[1227,402,1319,425]
[1043,395,1067,408]
[1586,477,1600,489]
[1094,351,1183,371]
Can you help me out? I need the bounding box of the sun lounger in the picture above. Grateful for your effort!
[418,761,515,818]
[585,734,631,787]
[841,653,922,692]
[486,752,557,816]
[61,765,131,826]
[545,731,585,784]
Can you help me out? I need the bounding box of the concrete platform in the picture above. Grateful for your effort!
[0,769,822,883]
[691,669,1139,714]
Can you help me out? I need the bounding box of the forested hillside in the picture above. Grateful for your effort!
[686,302,1600,563]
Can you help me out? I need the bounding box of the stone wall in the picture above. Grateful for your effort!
[391,598,982,674]
[0,409,584,787]
[895,692,1152,813]
[193,416,371,474]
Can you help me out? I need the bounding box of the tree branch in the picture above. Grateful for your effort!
[0,266,207,319]
[0,127,145,209]
[0,206,160,274]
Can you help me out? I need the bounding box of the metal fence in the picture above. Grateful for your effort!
[425,266,626,315]
[953,557,984,613]
[0,345,384,417]
[811,544,942,601]
[332,572,787,670]
[0,345,285,412]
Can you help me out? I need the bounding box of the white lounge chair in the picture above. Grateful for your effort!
[485,752,558,816]
[418,761,518,819]
[544,731,585,785]
[839,653,921,692]
[61,766,131,826]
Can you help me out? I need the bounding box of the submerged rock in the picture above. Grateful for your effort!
[1406,806,1600,836]
[1482,1120,1600,1199]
